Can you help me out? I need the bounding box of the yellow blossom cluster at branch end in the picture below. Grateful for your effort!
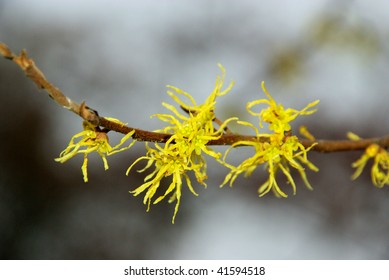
[349,133,389,187]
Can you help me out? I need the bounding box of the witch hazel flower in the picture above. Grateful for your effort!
[127,65,237,223]
[348,132,389,188]
[56,118,135,182]
[222,82,319,197]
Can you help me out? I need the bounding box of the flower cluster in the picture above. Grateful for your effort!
[56,119,135,182]
[4,41,388,224]
[222,82,319,197]
[55,66,321,223]
[349,134,389,187]
[126,64,236,223]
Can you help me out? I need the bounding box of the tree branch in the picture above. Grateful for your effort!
[99,117,389,152]
[0,42,99,125]
[2,42,388,153]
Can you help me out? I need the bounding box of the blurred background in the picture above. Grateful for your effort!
[1,0,389,259]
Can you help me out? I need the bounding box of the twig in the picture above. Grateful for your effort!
[0,42,99,125]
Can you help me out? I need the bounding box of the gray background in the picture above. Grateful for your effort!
[1,0,389,259]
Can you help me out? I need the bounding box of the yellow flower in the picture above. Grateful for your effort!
[351,143,389,188]
[127,64,237,223]
[222,82,319,197]
[247,82,320,134]
[55,118,135,182]
[127,142,198,224]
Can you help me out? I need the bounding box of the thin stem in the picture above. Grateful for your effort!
[301,137,389,153]
[0,42,99,125]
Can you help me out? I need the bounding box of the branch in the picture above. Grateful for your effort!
[0,42,99,125]
[98,117,389,152]
[301,136,389,153]
[2,42,388,153]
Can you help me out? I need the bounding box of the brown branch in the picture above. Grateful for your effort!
[301,136,389,153]
[99,116,261,144]
[0,42,99,125]
[98,116,389,152]
[2,42,389,153]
